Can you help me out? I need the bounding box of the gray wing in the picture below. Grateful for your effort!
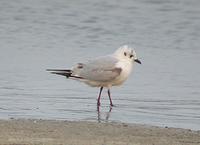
[73,56,122,82]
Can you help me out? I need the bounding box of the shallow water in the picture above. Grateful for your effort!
[0,0,200,130]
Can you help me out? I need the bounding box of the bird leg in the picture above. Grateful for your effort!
[108,89,114,106]
[97,87,103,106]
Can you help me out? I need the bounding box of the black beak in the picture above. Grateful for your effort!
[134,59,141,64]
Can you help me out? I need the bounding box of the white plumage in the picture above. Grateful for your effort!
[47,45,141,106]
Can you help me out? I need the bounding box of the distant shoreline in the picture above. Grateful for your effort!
[0,119,199,145]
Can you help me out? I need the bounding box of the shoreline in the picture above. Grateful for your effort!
[0,119,200,145]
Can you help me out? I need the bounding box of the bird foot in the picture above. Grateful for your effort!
[110,103,116,107]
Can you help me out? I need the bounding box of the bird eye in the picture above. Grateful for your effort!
[124,52,127,56]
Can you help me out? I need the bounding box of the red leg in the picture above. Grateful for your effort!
[108,89,114,106]
[97,87,103,106]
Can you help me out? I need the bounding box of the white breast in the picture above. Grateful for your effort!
[111,60,133,86]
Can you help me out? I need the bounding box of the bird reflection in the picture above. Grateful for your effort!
[97,105,113,122]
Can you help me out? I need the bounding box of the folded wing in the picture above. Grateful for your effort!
[74,56,122,82]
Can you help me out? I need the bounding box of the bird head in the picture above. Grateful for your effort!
[114,45,141,64]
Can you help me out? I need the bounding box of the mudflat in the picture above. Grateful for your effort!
[0,119,199,145]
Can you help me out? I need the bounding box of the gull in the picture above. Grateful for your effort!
[47,45,141,106]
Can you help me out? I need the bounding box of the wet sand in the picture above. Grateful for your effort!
[0,119,199,145]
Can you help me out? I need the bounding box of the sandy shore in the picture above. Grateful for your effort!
[0,119,199,145]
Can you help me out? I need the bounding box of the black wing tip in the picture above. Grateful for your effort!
[46,69,72,78]
[50,71,72,78]
[46,69,71,72]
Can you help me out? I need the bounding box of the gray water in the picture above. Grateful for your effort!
[0,0,200,130]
